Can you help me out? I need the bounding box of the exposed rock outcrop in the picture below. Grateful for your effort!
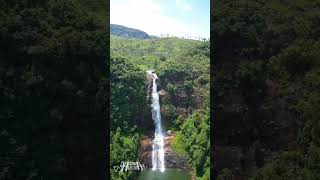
[138,134,191,170]
[158,89,168,97]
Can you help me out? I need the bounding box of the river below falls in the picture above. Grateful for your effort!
[138,169,192,180]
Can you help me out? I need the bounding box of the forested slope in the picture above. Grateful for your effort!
[110,35,210,179]
[212,0,320,179]
[0,0,107,179]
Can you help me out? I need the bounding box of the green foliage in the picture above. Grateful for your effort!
[214,0,320,178]
[180,110,210,177]
[183,80,194,94]
[166,83,178,95]
[111,36,205,70]
[198,167,210,180]
[172,131,187,155]
[217,168,233,180]
[110,128,140,180]
[161,102,178,127]
[0,0,107,179]
[111,28,210,179]
[297,91,320,148]
[75,0,108,27]
[268,41,320,80]
[251,151,305,180]
[235,60,267,105]
[252,147,320,180]
[195,74,209,86]
[110,54,146,131]
[174,115,184,128]
[110,53,147,179]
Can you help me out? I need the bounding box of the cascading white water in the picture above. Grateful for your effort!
[149,71,165,172]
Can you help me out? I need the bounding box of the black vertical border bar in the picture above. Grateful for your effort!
[210,0,216,179]
[106,0,111,179]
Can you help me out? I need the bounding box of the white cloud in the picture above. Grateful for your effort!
[111,0,185,36]
[175,0,192,11]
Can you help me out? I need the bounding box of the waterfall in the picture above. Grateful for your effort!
[148,71,165,172]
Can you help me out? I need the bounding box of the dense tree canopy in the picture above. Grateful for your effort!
[213,0,320,179]
[0,0,107,179]
[111,35,210,179]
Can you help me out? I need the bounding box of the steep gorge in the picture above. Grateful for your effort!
[110,34,210,179]
[139,71,191,171]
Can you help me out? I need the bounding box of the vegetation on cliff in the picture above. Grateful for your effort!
[110,34,210,179]
[110,53,146,179]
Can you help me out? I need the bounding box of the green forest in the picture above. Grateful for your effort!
[2,0,320,179]
[110,35,210,179]
[0,0,107,179]
[213,0,320,179]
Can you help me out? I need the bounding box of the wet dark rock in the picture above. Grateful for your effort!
[138,135,190,170]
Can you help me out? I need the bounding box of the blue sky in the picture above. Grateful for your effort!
[110,0,210,39]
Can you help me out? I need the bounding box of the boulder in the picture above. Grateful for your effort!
[158,90,168,97]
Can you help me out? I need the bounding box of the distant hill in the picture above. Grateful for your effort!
[110,24,151,39]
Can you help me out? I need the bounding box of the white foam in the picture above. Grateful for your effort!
[150,74,165,172]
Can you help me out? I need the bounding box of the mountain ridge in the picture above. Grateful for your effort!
[110,24,151,39]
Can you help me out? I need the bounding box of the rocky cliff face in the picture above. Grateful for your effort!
[138,134,191,170]
[142,71,192,170]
